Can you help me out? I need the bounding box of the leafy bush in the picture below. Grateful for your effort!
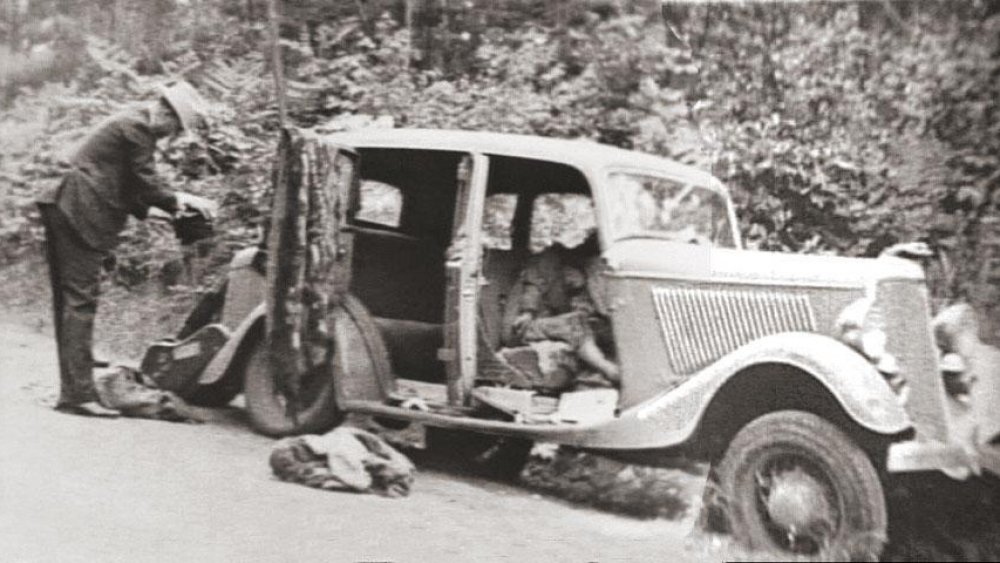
[685,3,1000,338]
[2,1,998,340]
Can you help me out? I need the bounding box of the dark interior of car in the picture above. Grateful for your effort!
[348,148,459,325]
[346,148,458,383]
[346,148,599,390]
[478,156,593,353]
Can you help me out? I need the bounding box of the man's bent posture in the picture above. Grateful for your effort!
[37,82,216,417]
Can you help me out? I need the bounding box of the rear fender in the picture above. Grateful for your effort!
[198,302,265,385]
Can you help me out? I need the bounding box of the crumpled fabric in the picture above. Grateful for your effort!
[269,426,415,497]
[94,365,200,423]
[496,342,576,392]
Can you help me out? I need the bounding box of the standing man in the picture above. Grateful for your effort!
[37,82,217,417]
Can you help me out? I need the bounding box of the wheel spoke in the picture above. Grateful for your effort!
[755,470,772,508]
[755,469,771,491]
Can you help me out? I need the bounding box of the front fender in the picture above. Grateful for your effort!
[198,302,265,385]
[555,332,911,450]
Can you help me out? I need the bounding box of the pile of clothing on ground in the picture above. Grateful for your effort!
[94,365,201,423]
[269,425,416,498]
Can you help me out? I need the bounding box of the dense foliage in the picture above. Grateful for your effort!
[684,3,1000,340]
[1,0,998,340]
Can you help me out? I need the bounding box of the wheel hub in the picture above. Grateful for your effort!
[761,466,835,539]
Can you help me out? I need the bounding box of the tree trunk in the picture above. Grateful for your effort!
[662,1,690,49]
[141,0,174,71]
[436,0,449,73]
[355,0,374,38]
[7,0,28,52]
[110,0,122,39]
[266,0,287,125]
[406,0,429,67]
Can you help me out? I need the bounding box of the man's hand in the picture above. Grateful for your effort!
[175,192,218,220]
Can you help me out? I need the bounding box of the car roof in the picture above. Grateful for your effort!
[322,128,719,187]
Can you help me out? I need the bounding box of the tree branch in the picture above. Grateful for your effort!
[266,0,287,126]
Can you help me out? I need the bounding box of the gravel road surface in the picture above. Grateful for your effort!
[0,322,706,563]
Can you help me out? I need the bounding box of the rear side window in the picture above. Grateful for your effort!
[483,194,517,250]
[354,180,403,228]
[530,193,597,253]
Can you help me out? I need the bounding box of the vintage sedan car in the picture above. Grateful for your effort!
[146,127,1000,557]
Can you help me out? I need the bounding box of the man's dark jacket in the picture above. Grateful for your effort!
[43,107,179,251]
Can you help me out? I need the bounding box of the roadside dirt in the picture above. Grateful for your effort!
[5,317,999,562]
[0,321,711,563]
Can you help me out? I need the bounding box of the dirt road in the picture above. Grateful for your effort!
[0,322,707,563]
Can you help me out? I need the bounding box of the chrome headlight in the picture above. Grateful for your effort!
[860,328,888,361]
[940,352,974,404]
[835,298,886,362]
[836,298,907,398]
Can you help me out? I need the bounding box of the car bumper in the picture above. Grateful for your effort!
[887,439,1000,479]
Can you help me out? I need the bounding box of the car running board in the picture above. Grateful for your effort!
[340,399,580,436]
[386,379,561,421]
[349,380,619,434]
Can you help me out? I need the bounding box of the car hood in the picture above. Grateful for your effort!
[603,239,924,288]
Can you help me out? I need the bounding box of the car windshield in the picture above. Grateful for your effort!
[606,172,736,248]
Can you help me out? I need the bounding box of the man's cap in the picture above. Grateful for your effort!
[159,81,208,132]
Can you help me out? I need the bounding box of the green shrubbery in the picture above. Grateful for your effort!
[1,0,998,339]
[688,4,1000,338]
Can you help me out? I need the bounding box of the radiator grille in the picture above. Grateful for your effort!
[875,279,948,441]
[652,286,816,374]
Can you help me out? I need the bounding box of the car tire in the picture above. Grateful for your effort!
[714,410,888,559]
[243,337,341,437]
[183,375,242,407]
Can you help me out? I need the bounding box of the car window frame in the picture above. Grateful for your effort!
[601,165,741,250]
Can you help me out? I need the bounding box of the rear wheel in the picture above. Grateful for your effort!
[243,337,340,437]
[184,374,242,407]
[714,410,887,559]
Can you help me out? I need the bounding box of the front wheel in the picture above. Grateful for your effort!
[713,410,887,559]
[243,337,340,437]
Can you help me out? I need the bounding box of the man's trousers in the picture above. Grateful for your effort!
[38,203,105,406]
